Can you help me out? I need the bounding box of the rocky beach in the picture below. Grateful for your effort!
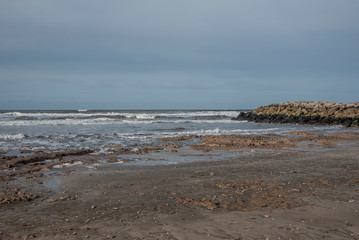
[0,108,359,239]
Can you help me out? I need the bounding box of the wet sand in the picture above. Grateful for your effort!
[1,132,359,239]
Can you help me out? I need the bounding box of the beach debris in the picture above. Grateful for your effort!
[40,166,51,172]
[105,157,118,163]
[188,131,359,151]
[109,146,164,155]
[176,179,316,211]
[176,197,219,210]
[46,195,77,202]
[0,187,37,204]
[163,144,179,149]
[8,149,94,168]
[160,134,200,141]
[119,159,134,163]
[193,135,296,150]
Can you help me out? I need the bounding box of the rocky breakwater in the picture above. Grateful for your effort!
[233,101,359,127]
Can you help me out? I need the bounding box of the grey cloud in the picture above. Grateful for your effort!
[0,0,358,109]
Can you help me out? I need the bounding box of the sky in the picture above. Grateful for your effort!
[0,0,358,110]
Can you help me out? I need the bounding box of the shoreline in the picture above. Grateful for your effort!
[1,131,359,239]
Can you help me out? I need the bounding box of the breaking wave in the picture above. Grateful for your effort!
[0,133,26,140]
[1,110,239,121]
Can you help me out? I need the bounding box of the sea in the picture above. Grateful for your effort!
[0,110,344,154]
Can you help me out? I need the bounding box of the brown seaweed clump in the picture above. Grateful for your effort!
[0,187,37,204]
[176,179,310,211]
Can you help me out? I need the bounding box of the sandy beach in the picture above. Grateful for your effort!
[0,131,358,239]
[2,0,359,238]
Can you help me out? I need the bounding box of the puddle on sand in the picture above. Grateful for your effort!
[2,150,33,157]
[109,146,254,166]
[42,174,64,193]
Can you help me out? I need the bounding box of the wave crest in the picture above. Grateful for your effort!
[0,133,26,140]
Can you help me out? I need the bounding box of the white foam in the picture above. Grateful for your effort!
[111,127,282,142]
[0,133,25,140]
[0,118,117,126]
[53,161,83,169]
[127,113,156,119]
[63,161,83,167]
[52,165,64,169]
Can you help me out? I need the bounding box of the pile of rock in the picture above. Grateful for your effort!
[233,101,359,127]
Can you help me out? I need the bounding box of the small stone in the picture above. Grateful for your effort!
[349,200,355,203]
[91,205,96,209]
[210,172,215,176]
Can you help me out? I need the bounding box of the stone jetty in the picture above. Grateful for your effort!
[233,101,359,127]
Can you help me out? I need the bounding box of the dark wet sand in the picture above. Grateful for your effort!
[1,136,359,239]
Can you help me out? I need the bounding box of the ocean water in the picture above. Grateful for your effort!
[0,110,344,153]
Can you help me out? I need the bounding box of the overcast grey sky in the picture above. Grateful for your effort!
[0,0,358,109]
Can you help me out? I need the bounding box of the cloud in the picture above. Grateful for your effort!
[0,0,358,109]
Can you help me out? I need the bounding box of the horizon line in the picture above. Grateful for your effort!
[0,108,253,112]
